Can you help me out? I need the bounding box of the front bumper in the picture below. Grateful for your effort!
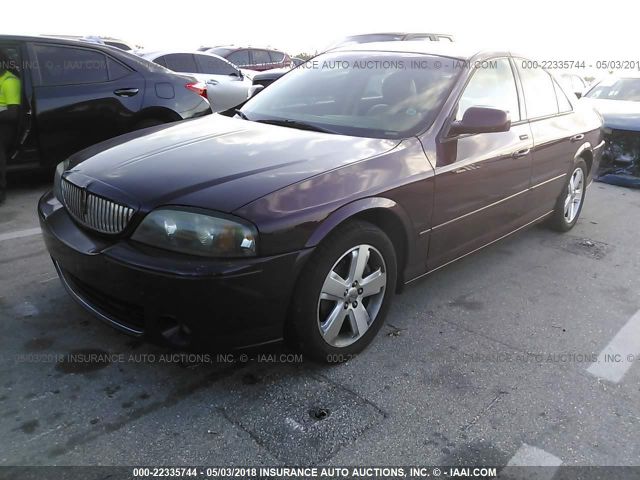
[38,191,312,350]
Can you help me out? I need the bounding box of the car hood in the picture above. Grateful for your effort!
[581,98,640,131]
[65,114,400,213]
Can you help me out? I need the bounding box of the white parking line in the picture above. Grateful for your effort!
[501,444,562,480]
[0,227,41,242]
[587,309,640,383]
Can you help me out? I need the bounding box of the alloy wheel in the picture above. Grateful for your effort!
[564,167,584,223]
[317,244,387,348]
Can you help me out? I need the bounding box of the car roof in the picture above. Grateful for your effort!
[142,50,228,60]
[209,45,285,52]
[344,32,452,37]
[1,34,97,45]
[331,41,508,60]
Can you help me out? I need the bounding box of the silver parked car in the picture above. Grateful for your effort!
[142,51,251,112]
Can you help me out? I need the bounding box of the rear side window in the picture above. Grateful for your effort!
[195,54,237,75]
[34,45,109,86]
[252,50,271,66]
[161,53,197,73]
[553,80,573,113]
[269,51,285,63]
[456,57,521,122]
[226,50,250,67]
[517,62,559,119]
[107,57,131,80]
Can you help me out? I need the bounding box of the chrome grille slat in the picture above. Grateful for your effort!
[61,178,135,234]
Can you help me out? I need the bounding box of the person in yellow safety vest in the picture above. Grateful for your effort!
[0,49,21,203]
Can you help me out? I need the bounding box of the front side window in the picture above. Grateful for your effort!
[34,45,109,86]
[240,52,460,139]
[456,57,520,122]
[517,62,559,119]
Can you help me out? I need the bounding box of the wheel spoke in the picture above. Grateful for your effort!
[564,195,571,217]
[569,201,575,221]
[347,245,370,283]
[350,304,371,337]
[321,271,348,301]
[321,304,348,344]
[360,268,386,298]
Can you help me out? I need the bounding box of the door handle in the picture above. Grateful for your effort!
[519,134,529,141]
[114,88,139,97]
[570,133,585,142]
[512,148,530,159]
[206,79,219,85]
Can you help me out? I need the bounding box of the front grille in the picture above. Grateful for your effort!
[61,178,135,234]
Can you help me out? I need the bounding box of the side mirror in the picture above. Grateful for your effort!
[575,91,583,99]
[247,84,264,99]
[449,106,511,136]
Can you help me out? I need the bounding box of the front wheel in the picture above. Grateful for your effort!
[548,160,588,232]
[289,221,397,362]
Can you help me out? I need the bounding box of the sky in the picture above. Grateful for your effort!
[5,0,639,73]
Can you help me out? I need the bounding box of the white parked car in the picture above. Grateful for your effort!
[142,51,252,112]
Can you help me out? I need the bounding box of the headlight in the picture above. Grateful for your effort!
[131,209,258,258]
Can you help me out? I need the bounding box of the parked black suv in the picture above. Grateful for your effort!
[0,35,211,175]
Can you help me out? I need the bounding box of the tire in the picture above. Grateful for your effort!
[289,220,397,363]
[548,159,588,232]
[133,118,165,130]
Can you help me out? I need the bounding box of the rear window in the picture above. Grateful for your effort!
[195,54,237,75]
[161,53,197,73]
[34,44,109,86]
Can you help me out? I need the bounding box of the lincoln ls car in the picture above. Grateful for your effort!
[38,43,604,361]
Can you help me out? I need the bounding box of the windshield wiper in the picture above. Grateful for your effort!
[255,118,337,134]
[234,109,251,121]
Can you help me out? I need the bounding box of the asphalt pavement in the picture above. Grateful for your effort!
[0,174,639,470]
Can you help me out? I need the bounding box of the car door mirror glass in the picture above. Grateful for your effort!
[450,106,511,136]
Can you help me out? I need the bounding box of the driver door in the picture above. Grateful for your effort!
[428,57,533,269]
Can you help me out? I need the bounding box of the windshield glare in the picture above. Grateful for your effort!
[585,77,640,102]
[240,52,460,139]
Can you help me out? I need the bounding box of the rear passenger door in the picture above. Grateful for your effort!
[428,57,534,269]
[515,60,578,221]
[30,43,144,165]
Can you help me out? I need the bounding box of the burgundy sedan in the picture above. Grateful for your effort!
[38,43,604,361]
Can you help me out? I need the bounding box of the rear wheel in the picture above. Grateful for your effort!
[289,221,397,362]
[548,160,587,232]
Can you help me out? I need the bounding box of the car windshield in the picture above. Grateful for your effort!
[240,52,460,139]
[585,77,640,102]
